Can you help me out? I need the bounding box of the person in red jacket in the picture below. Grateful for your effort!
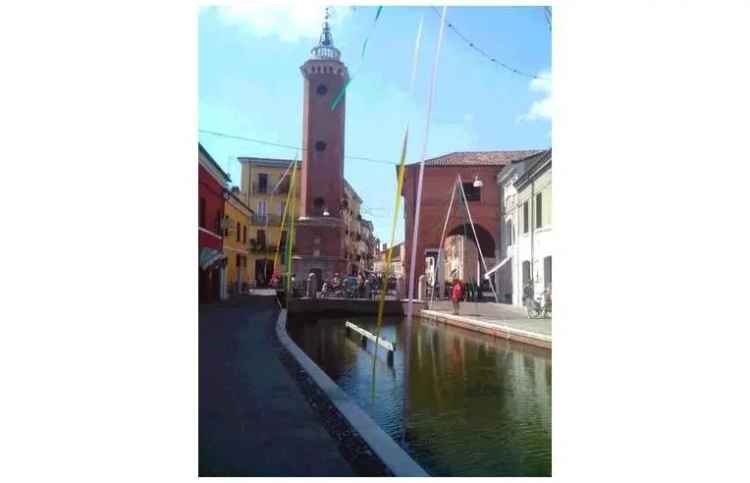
[450,277,464,315]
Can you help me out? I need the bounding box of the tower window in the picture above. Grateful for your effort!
[316,84,328,96]
[313,197,325,215]
[315,141,327,152]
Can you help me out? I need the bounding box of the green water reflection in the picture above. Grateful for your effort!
[287,316,551,476]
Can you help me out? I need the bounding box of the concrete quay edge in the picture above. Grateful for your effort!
[276,310,429,477]
[418,309,552,350]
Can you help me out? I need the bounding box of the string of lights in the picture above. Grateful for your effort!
[198,129,398,166]
[428,6,549,81]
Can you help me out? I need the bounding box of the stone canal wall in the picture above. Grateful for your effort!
[287,298,424,318]
[276,310,429,476]
[418,310,552,350]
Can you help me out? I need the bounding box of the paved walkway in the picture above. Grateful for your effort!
[420,300,551,348]
[199,296,354,476]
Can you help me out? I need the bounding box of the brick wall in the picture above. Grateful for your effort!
[402,164,503,286]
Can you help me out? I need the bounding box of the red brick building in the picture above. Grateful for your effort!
[293,16,349,280]
[400,150,542,295]
[199,143,231,303]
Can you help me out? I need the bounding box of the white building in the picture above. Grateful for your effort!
[495,150,552,306]
[374,242,405,278]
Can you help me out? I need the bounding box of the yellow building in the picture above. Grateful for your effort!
[222,187,254,294]
[238,157,377,283]
[238,157,301,286]
[343,180,368,274]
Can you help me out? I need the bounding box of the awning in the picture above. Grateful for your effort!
[200,247,226,270]
[484,256,511,279]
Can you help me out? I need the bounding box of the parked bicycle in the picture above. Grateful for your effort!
[525,287,552,318]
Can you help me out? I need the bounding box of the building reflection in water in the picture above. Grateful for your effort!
[287,315,551,477]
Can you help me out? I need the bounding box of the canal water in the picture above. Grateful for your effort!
[287,315,551,477]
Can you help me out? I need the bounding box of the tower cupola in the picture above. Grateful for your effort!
[310,7,341,61]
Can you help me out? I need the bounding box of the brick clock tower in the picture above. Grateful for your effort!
[294,11,348,281]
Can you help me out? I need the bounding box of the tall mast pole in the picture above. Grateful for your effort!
[406,6,447,322]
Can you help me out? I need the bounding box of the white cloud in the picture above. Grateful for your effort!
[520,70,552,122]
[215,3,352,43]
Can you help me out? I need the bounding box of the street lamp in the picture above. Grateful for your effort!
[323,208,330,217]
[473,175,484,188]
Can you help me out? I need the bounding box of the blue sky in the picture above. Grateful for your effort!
[198,5,551,243]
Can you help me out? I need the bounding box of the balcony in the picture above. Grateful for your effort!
[252,182,269,195]
[250,213,282,226]
[250,239,283,254]
[253,181,290,195]
[276,181,290,194]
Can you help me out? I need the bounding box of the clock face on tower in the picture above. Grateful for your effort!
[316,84,328,96]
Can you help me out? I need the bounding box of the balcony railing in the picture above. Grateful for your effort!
[248,239,293,254]
[250,213,282,226]
[252,182,269,194]
[253,182,290,195]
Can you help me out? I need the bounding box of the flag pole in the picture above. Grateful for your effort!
[406,6,448,322]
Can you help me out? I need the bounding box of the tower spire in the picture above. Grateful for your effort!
[320,7,333,46]
[311,6,340,60]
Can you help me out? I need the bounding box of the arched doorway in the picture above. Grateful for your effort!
[440,223,497,297]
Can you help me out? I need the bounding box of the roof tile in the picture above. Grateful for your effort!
[407,150,544,167]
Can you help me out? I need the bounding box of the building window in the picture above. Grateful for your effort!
[280,230,287,249]
[316,84,328,96]
[313,197,325,215]
[462,182,481,202]
[199,197,206,228]
[257,200,267,217]
[257,229,266,248]
[243,225,247,243]
[504,220,513,248]
[258,173,268,193]
[315,141,327,152]
[536,193,543,229]
[544,256,552,289]
[236,222,240,242]
[523,202,529,233]
[522,261,531,287]
[236,255,241,267]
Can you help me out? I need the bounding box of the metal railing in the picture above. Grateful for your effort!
[250,213,282,225]
[252,182,290,195]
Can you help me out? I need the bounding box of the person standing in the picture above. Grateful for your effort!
[357,272,365,298]
[450,277,464,315]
